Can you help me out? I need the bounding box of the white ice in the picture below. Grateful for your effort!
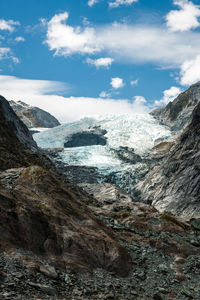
[33,114,171,173]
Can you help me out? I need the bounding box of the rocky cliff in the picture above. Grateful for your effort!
[151,82,200,132]
[9,100,60,128]
[0,95,41,171]
[136,102,200,219]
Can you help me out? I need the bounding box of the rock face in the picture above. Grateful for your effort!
[9,100,60,128]
[0,166,130,276]
[151,82,200,131]
[136,102,200,218]
[0,95,131,276]
[0,95,40,171]
[64,127,107,147]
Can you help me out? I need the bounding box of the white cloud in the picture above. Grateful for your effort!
[154,86,181,106]
[45,12,100,56]
[0,75,149,123]
[109,0,138,8]
[0,48,11,60]
[87,57,114,68]
[98,23,200,67]
[45,12,200,68]
[132,96,149,113]
[130,79,139,86]
[88,0,100,7]
[0,19,21,65]
[0,48,18,64]
[99,91,111,98]
[111,77,124,89]
[180,55,200,85]
[166,0,200,32]
[0,19,20,32]
[0,75,68,96]
[15,36,25,42]
[11,56,20,64]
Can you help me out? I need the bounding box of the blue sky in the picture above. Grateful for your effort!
[0,0,200,121]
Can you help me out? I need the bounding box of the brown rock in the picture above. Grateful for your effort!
[0,166,131,276]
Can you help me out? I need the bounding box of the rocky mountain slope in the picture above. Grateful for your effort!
[151,82,200,132]
[9,100,60,128]
[1,94,200,299]
[0,96,41,171]
[136,101,200,219]
[0,96,132,289]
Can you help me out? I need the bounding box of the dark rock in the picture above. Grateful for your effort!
[111,147,142,164]
[28,282,57,295]
[153,293,163,300]
[0,95,37,151]
[64,128,107,148]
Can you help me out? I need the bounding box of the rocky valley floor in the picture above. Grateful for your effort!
[1,185,200,300]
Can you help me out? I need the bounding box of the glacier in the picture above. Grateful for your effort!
[33,114,171,193]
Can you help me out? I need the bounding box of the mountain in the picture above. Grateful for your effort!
[151,82,200,132]
[33,83,200,220]
[9,100,60,128]
[136,101,200,218]
[0,95,41,170]
[1,94,200,299]
[0,95,131,278]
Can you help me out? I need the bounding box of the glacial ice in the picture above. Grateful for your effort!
[33,114,171,185]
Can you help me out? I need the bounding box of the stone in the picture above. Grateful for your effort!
[39,265,57,279]
[157,287,168,294]
[28,282,57,295]
[158,264,168,273]
[153,293,163,300]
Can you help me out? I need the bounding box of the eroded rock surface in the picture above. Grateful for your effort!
[136,102,200,218]
[0,95,37,152]
[0,166,131,276]
[151,81,200,132]
[9,100,60,128]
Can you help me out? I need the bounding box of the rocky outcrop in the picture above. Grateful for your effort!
[0,95,42,171]
[64,127,107,147]
[0,166,131,276]
[9,100,60,128]
[151,82,200,131]
[0,95,131,277]
[136,102,200,219]
[0,96,37,152]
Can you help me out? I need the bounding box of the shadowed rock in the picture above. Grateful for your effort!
[64,127,107,147]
